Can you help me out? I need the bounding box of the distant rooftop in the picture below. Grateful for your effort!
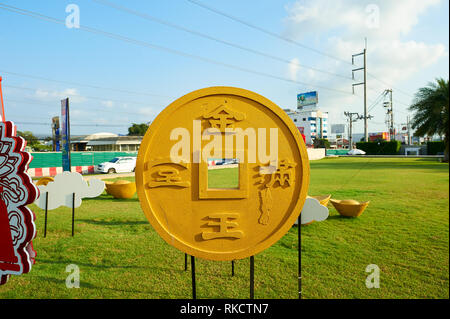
[71,132,142,146]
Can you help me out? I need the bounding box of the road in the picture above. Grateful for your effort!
[83,172,135,181]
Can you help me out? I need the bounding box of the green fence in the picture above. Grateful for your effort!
[326,149,349,156]
[29,151,138,168]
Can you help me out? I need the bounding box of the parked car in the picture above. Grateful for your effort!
[96,157,137,174]
[347,149,366,155]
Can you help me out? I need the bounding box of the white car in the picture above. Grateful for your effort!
[347,149,366,155]
[96,157,137,174]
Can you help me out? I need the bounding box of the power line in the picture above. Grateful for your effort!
[3,84,161,108]
[8,114,50,121]
[367,90,388,113]
[367,73,415,99]
[13,121,128,127]
[369,120,386,125]
[366,86,411,116]
[93,0,353,81]
[0,2,355,96]
[5,97,153,118]
[186,0,353,66]
[185,0,419,101]
[0,69,174,99]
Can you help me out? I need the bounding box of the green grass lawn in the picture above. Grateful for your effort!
[0,158,448,299]
[208,167,239,188]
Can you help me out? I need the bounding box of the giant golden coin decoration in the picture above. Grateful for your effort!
[136,87,309,261]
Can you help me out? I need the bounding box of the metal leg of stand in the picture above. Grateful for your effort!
[44,192,48,238]
[191,255,196,299]
[71,193,75,237]
[250,256,254,299]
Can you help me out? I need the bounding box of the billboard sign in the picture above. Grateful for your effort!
[55,128,60,152]
[52,116,60,152]
[297,91,318,108]
[331,124,346,134]
[61,98,71,172]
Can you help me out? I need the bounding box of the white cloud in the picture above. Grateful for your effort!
[284,0,441,41]
[34,172,105,210]
[282,0,447,130]
[300,197,329,224]
[101,100,114,108]
[283,0,446,86]
[34,88,86,104]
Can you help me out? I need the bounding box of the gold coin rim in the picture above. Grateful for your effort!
[136,86,310,261]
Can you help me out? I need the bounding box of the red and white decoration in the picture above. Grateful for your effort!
[27,165,95,178]
[0,121,39,285]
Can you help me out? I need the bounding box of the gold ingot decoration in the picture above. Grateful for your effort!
[105,180,136,199]
[330,199,369,217]
[310,194,331,207]
[104,180,113,195]
[136,87,310,261]
[36,176,54,186]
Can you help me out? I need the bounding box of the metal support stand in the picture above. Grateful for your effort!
[191,255,196,299]
[44,192,48,238]
[71,193,75,237]
[298,224,302,299]
[231,260,235,276]
[250,256,254,299]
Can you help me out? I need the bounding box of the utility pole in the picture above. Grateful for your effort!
[344,112,361,149]
[390,90,394,140]
[383,89,394,141]
[401,116,411,145]
[352,41,368,142]
[407,115,411,145]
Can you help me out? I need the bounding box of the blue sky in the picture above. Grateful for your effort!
[0,0,448,136]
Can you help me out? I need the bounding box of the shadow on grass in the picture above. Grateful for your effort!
[84,194,139,203]
[37,258,177,273]
[326,214,360,221]
[32,275,180,297]
[77,219,147,226]
[33,275,98,289]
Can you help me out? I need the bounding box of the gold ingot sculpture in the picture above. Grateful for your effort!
[105,180,136,199]
[136,87,310,261]
[104,180,113,195]
[330,199,369,217]
[36,176,54,186]
[310,194,331,207]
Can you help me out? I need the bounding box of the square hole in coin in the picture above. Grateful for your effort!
[207,158,239,189]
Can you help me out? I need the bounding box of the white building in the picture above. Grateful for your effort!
[285,109,329,145]
[71,132,143,151]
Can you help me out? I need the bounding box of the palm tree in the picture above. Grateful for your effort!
[409,78,449,161]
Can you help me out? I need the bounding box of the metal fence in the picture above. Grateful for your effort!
[29,151,138,168]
